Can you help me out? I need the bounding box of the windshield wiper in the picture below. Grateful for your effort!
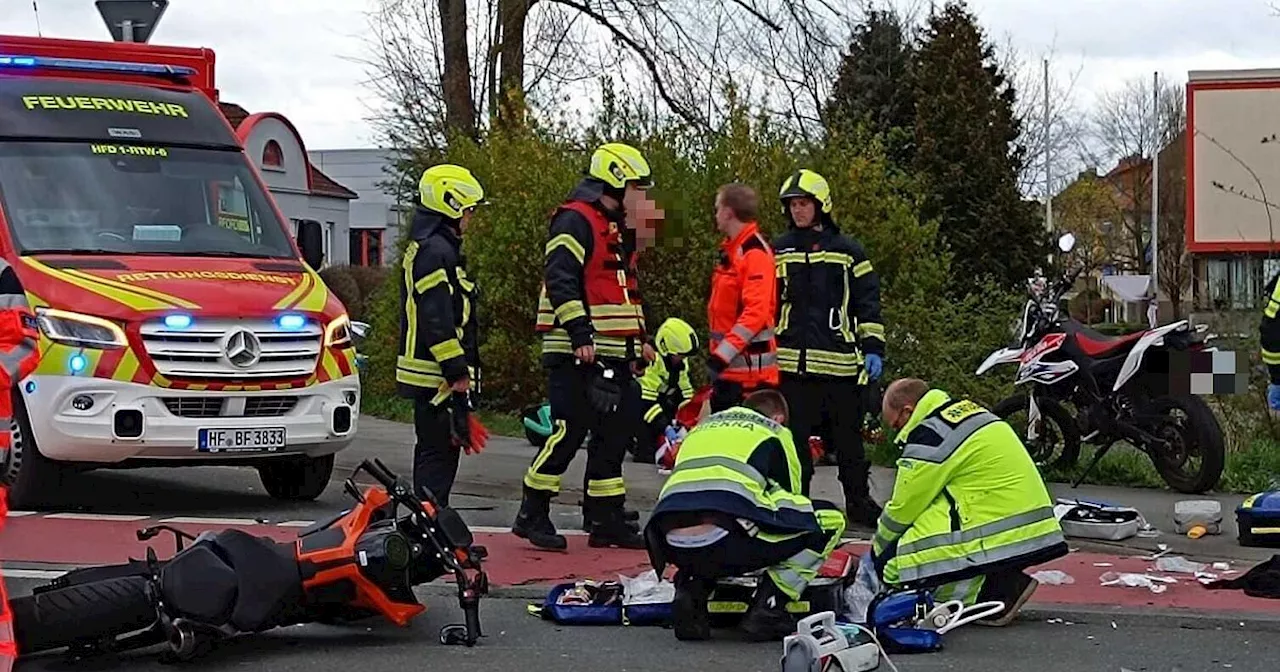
[24,248,119,256]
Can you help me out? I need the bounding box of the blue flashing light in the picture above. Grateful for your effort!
[0,54,196,77]
[24,380,35,394]
[164,313,193,330]
[69,354,87,374]
[277,313,306,331]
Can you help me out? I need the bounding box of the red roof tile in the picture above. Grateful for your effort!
[216,102,358,201]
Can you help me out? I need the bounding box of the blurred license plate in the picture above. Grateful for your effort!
[198,427,286,453]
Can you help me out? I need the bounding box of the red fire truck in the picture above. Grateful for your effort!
[0,35,362,509]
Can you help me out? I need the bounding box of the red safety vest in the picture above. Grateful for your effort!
[1,486,15,672]
[536,200,646,360]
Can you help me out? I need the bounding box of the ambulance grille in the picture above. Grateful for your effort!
[140,318,323,379]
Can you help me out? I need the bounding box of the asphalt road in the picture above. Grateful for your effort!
[8,582,1276,672]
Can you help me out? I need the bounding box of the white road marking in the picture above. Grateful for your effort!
[6,510,36,517]
[276,520,316,527]
[5,569,66,580]
[159,517,261,526]
[44,513,151,522]
[468,525,586,536]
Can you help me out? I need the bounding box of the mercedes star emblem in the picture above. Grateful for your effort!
[223,329,262,368]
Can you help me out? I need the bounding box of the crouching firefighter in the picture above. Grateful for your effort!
[643,389,847,642]
[514,142,658,551]
[395,164,487,508]
[632,317,699,464]
[0,258,43,671]
[870,379,1069,627]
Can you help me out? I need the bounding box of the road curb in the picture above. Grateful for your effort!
[409,584,1280,630]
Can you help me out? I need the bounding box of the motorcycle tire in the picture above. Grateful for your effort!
[10,576,158,656]
[991,393,1082,472]
[1144,394,1225,494]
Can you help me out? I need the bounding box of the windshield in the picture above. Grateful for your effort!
[0,141,298,259]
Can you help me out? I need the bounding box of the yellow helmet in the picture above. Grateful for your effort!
[588,142,653,190]
[655,317,698,357]
[419,164,486,219]
[779,169,833,214]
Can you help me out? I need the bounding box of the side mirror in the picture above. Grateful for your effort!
[350,321,371,340]
[1057,232,1076,253]
[296,219,325,269]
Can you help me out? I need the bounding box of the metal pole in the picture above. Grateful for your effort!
[1044,58,1052,233]
[1150,71,1160,324]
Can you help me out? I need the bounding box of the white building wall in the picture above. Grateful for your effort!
[309,148,408,265]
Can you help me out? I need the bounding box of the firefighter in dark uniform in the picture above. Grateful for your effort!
[772,169,886,528]
[1262,270,1280,412]
[633,317,699,463]
[512,142,657,551]
[395,164,486,508]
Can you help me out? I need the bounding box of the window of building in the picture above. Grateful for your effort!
[350,228,384,266]
[1202,256,1263,310]
[262,140,284,169]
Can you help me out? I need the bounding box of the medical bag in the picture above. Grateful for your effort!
[1237,491,1280,547]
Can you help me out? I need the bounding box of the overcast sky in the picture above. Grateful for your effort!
[3,0,1278,151]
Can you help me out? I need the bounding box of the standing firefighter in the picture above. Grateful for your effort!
[395,164,488,508]
[772,169,885,526]
[513,142,658,551]
[707,183,779,412]
[1262,270,1280,413]
[0,259,43,672]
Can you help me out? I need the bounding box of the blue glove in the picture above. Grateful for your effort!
[864,353,883,381]
[664,426,681,443]
[1268,384,1280,411]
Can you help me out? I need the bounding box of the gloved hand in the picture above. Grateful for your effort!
[707,355,727,383]
[448,391,489,454]
[864,353,883,381]
[1269,384,1280,411]
[664,425,681,444]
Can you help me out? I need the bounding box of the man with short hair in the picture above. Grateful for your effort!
[871,378,1069,626]
[706,184,779,413]
[643,389,848,642]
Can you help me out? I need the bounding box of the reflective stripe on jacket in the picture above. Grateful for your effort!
[1262,272,1280,367]
[638,354,695,432]
[396,207,480,403]
[1,488,16,671]
[651,406,818,535]
[772,224,884,378]
[708,222,779,386]
[874,390,1067,586]
[536,188,647,364]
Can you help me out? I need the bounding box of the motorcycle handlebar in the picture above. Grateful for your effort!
[362,458,400,493]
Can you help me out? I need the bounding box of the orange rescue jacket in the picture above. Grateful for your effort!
[707,221,779,387]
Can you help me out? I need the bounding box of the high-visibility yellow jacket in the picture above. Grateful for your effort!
[873,390,1068,586]
[1261,272,1280,371]
[637,353,695,434]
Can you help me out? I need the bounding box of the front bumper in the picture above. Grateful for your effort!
[21,374,360,463]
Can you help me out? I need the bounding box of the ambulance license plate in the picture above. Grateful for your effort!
[198,427,286,453]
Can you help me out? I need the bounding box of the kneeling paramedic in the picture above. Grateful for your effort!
[643,389,847,642]
[0,256,43,670]
[395,164,488,508]
[514,142,660,551]
[633,317,699,464]
[870,378,1069,626]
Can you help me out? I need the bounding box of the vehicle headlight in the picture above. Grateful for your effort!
[325,313,352,348]
[36,308,127,349]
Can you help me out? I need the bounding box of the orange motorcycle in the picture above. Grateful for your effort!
[11,458,490,662]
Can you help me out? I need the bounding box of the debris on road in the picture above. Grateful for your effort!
[1031,570,1074,585]
[1153,555,1206,574]
[1099,571,1177,593]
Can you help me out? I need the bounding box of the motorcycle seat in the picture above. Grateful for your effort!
[162,529,302,632]
[1066,322,1146,358]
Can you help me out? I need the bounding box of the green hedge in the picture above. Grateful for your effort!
[357,104,1025,413]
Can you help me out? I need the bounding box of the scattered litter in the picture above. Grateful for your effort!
[1093,562,1114,567]
[1154,555,1207,574]
[1213,562,1232,571]
[1142,544,1172,560]
[1112,621,1118,629]
[1046,618,1064,624]
[1099,571,1176,593]
[1031,570,1075,585]
[617,569,675,605]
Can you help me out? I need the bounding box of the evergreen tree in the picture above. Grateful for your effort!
[911,1,1047,291]
[823,8,917,168]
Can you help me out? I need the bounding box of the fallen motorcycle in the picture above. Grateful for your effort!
[10,458,490,663]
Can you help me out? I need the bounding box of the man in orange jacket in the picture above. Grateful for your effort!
[0,258,42,672]
[707,183,779,412]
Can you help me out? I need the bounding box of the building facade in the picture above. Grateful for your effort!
[217,102,358,267]
[308,148,408,267]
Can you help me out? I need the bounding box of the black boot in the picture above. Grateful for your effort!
[740,573,797,642]
[512,487,568,550]
[579,506,640,531]
[844,487,883,532]
[586,504,646,549]
[672,571,712,641]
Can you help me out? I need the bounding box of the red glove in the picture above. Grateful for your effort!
[808,436,825,463]
[464,414,490,455]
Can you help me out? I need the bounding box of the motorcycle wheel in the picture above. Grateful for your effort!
[1143,394,1225,494]
[10,576,159,656]
[991,393,1081,472]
